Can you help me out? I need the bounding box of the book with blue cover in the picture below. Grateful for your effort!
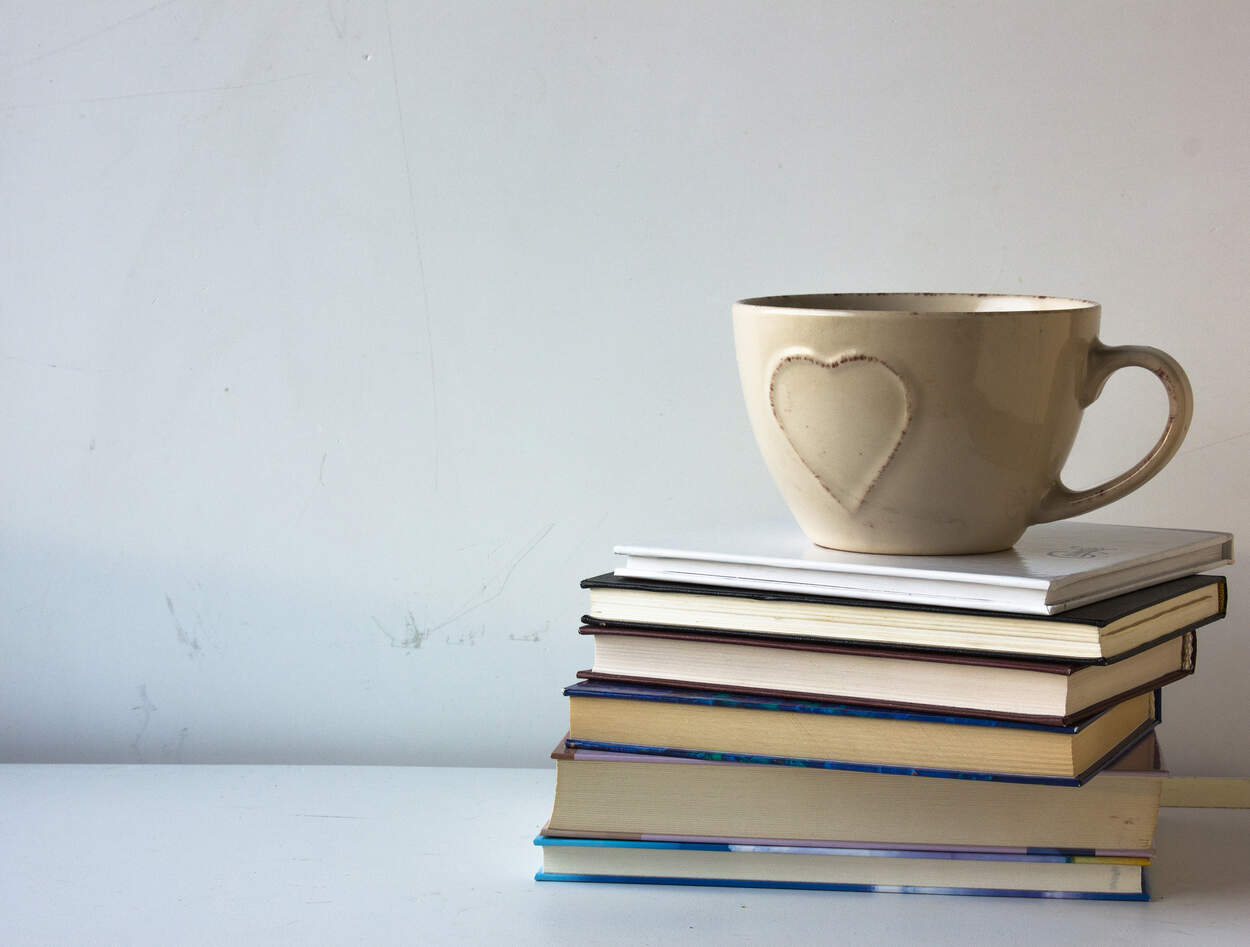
[534,835,1150,900]
[563,680,1160,786]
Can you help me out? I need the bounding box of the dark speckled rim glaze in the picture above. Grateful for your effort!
[736,293,1098,315]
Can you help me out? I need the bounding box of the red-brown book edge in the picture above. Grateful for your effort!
[574,629,1195,727]
[579,623,1098,673]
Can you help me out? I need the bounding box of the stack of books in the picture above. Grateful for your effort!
[535,521,1232,900]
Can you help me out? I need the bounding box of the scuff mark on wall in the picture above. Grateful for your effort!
[374,612,430,650]
[508,621,547,643]
[130,684,157,761]
[445,626,484,647]
[166,594,201,657]
[160,726,189,762]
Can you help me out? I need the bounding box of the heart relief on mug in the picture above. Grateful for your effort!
[733,294,1193,555]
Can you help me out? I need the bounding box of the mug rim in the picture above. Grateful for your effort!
[735,292,1098,315]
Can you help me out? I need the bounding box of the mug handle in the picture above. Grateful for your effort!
[1031,342,1193,524]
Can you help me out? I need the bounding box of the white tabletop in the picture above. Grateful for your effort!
[2,764,1248,945]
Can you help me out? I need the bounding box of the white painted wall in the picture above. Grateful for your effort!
[1,0,1246,772]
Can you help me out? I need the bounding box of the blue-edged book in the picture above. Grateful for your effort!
[546,733,1167,853]
[534,835,1150,900]
[563,679,1161,786]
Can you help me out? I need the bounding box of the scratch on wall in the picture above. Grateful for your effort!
[166,594,201,657]
[1177,430,1250,458]
[1,72,314,113]
[130,684,157,761]
[429,522,556,633]
[326,0,347,40]
[16,0,186,68]
[383,0,440,490]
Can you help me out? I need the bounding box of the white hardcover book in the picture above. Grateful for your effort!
[613,521,1233,615]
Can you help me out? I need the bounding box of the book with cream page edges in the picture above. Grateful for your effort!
[582,573,1224,662]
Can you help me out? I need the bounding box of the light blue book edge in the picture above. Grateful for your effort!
[531,836,1150,900]
[532,870,1150,900]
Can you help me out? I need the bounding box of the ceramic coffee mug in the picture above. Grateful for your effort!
[733,293,1193,554]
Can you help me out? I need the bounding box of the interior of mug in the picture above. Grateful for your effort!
[738,293,1097,313]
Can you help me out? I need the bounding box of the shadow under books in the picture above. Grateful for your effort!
[1148,808,1250,900]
